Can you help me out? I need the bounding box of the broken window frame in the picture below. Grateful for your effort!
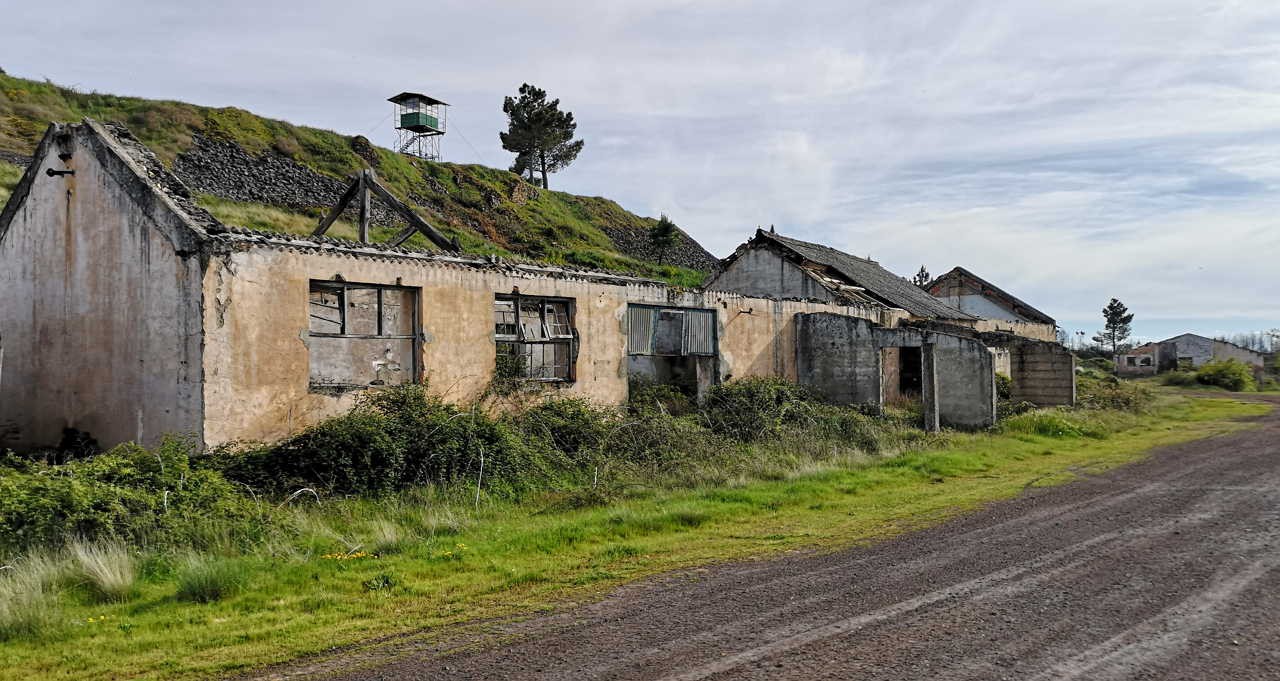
[494,293,577,382]
[308,280,420,390]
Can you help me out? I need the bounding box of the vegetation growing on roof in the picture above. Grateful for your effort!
[0,72,714,284]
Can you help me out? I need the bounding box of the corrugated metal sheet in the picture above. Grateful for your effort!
[627,305,655,354]
[684,309,716,356]
[627,304,717,356]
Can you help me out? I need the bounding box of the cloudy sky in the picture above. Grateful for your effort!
[5,0,1279,343]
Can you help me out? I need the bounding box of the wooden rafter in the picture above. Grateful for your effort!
[313,169,459,252]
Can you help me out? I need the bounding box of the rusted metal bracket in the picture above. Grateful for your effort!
[313,169,459,252]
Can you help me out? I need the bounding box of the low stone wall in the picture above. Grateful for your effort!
[1009,341,1076,406]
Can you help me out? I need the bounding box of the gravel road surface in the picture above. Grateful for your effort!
[324,396,1280,680]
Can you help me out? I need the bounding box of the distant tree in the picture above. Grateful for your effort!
[500,84,584,190]
[1091,298,1134,357]
[912,266,931,289]
[649,214,679,264]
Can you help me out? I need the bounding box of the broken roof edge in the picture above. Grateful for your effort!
[0,123,57,246]
[213,226,670,287]
[717,228,977,322]
[35,119,681,288]
[930,266,1055,326]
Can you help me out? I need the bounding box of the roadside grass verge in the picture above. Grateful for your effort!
[0,394,1267,680]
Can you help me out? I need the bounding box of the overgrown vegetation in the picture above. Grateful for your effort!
[1158,358,1259,392]
[0,72,708,287]
[0,160,21,205]
[0,375,1267,679]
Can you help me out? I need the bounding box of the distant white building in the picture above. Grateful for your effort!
[1116,333,1267,380]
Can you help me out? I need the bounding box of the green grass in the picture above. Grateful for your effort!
[0,72,712,285]
[0,394,1267,680]
[0,160,22,206]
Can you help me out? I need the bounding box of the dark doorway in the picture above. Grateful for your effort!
[899,346,923,397]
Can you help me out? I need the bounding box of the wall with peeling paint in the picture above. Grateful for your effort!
[0,125,204,450]
[200,245,896,446]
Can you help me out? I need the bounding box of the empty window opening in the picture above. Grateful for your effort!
[494,294,577,382]
[626,304,718,400]
[1126,356,1138,367]
[1138,356,1152,366]
[898,346,923,397]
[308,281,418,391]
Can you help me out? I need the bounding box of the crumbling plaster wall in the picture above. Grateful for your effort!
[201,246,889,446]
[972,318,1057,343]
[0,125,204,450]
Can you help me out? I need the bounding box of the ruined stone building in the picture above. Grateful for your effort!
[0,121,1068,451]
[707,230,1075,413]
[1116,333,1268,381]
[926,267,1057,342]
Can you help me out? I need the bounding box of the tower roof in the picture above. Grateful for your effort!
[388,91,448,106]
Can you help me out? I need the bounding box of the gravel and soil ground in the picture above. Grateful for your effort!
[314,395,1280,680]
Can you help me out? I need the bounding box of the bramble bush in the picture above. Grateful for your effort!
[0,438,265,555]
[1193,359,1255,392]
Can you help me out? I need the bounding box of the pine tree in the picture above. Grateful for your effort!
[500,84,584,190]
[1091,298,1135,356]
[912,266,931,289]
[649,214,679,264]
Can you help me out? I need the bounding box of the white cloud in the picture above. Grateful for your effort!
[4,0,1279,336]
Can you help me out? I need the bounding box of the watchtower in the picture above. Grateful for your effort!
[389,91,447,160]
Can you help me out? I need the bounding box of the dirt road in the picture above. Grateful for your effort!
[329,398,1280,680]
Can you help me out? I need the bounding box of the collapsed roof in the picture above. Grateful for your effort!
[719,229,975,321]
[928,266,1055,325]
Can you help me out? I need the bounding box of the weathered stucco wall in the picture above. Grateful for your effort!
[972,318,1057,343]
[1210,340,1266,368]
[201,245,889,446]
[0,125,204,449]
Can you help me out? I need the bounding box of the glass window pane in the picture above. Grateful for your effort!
[494,299,518,337]
[547,302,572,338]
[520,301,546,340]
[346,288,379,335]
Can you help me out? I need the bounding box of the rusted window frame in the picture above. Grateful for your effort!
[308,280,421,387]
[494,292,578,382]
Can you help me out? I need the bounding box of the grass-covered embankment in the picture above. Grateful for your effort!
[0,379,1270,680]
[0,72,710,286]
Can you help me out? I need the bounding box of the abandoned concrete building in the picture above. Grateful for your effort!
[1116,333,1268,381]
[706,229,1075,411]
[926,266,1057,342]
[0,121,1069,451]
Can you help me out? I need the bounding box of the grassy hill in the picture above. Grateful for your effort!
[0,71,713,285]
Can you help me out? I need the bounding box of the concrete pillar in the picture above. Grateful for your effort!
[921,343,940,432]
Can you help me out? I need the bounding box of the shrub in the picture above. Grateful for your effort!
[512,398,616,462]
[1080,357,1115,373]
[1160,371,1199,387]
[1076,374,1152,411]
[0,438,266,554]
[700,377,816,441]
[253,412,404,495]
[994,373,1012,401]
[1195,359,1256,392]
[627,379,694,417]
[174,555,247,603]
[69,539,136,603]
[605,412,736,468]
